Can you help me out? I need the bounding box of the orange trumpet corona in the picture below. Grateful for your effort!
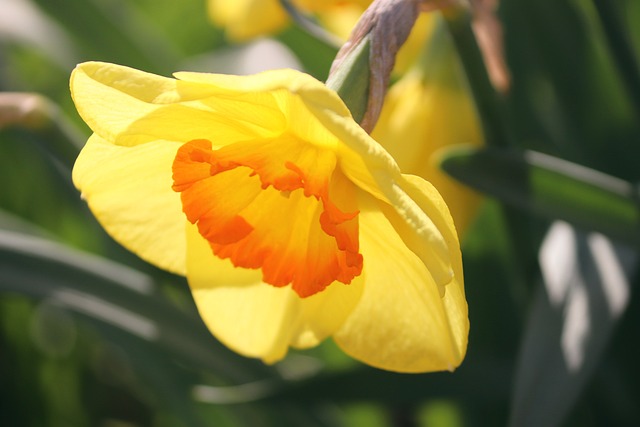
[172,138,363,297]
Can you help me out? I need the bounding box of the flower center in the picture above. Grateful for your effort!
[172,138,363,297]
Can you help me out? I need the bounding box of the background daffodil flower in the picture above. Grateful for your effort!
[207,0,438,84]
[372,17,483,235]
[208,0,370,41]
[70,61,468,373]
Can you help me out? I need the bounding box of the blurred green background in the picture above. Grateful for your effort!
[1,0,639,426]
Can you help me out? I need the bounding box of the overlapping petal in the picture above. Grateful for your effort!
[334,186,467,372]
[372,17,484,235]
[71,62,288,147]
[300,97,454,288]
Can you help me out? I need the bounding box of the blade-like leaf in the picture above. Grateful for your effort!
[592,0,640,115]
[0,231,345,425]
[30,0,179,74]
[276,25,338,80]
[509,221,636,427]
[0,229,273,383]
[440,147,640,245]
[258,359,511,407]
[0,0,78,68]
[0,93,84,170]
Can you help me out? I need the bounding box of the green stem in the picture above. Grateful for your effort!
[278,0,342,49]
[592,0,640,116]
[444,11,512,148]
[325,36,372,124]
[443,12,536,303]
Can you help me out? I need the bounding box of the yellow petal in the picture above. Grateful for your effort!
[334,188,468,373]
[72,62,356,151]
[186,223,363,363]
[175,67,354,138]
[398,174,468,355]
[295,91,454,288]
[372,16,483,235]
[72,134,186,274]
[71,62,285,147]
[300,91,400,203]
[372,71,482,234]
[177,68,376,164]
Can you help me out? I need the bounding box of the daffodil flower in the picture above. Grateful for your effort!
[70,61,468,373]
[208,0,371,41]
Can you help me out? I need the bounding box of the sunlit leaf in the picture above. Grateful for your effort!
[509,221,636,427]
[440,147,640,245]
[0,229,273,383]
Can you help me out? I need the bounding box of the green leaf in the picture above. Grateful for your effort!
[500,0,640,178]
[509,222,636,427]
[258,360,511,407]
[30,0,180,74]
[0,126,100,252]
[0,229,273,383]
[277,25,338,80]
[0,93,84,170]
[444,10,513,148]
[0,229,348,425]
[592,0,640,115]
[440,147,640,245]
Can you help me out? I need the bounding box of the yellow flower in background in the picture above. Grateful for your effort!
[208,0,287,41]
[208,0,436,79]
[208,0,370,41]
[372,17,483,235]
[70,61,468,373]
